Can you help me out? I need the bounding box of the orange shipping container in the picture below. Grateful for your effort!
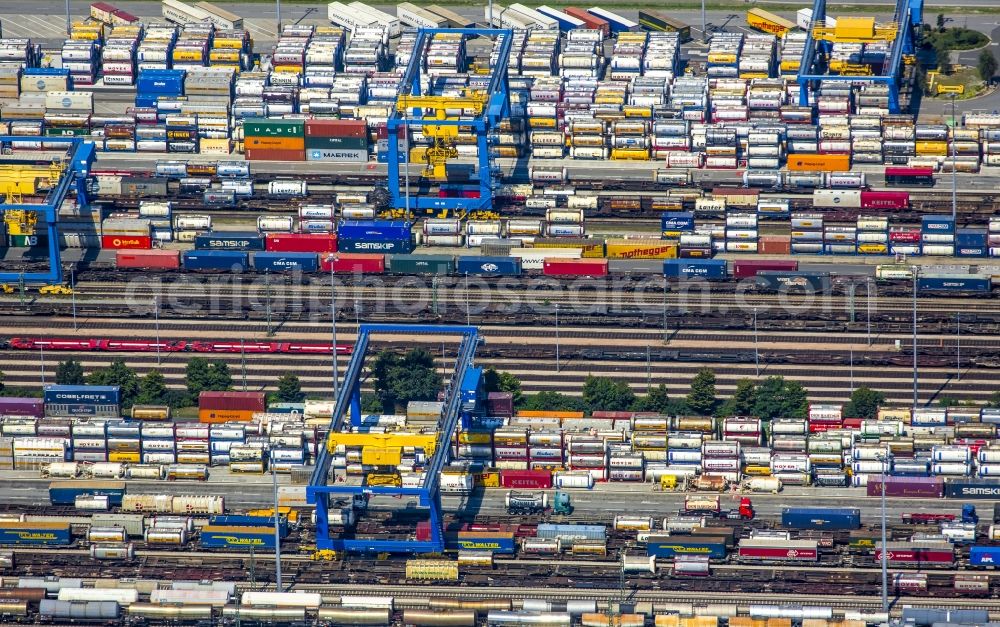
[198,409,256,423]
[759,235,791,255]
[786,154,851,171]
[245,136,305,150]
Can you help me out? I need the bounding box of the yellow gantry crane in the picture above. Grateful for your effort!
[395,90,488,181]
[326,432,439,487]
[811,17,898,44]
[0,161,65,236]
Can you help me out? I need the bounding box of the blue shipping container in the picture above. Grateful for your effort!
[338,238,413,254]
[781,507,861,530]
[338,220,412,242]
[536,523,606,541]
[44,385,120,406]
[251,252,319,273]
[970,546,1000,566]
[0,523,71,545]
[136,69,186,94]
[209,515,288,538]
[194,231,264,250]
[921,215,956,233]
[200,527,277,550]
[661,212,695,233]
[49,484,125,507]
[957,247,988,258]
[182,250,250,272]
[456,256,522,276]
[447,533,516,554]
[663,259,727,280]
[956,229,988,246]
[917,274,991,293]
[646,538,728,559]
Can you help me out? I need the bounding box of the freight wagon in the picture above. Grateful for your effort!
[875,542,955,568]
[737,539,819,562]
[754,271,831,292]
[200,526,277,551]
[49,480,126,507]
[0,522,72,546]
[645,536,728,559]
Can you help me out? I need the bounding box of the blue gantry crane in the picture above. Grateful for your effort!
[307,324,482,554]
[386,27,513,217]
[797,0,923,114]
[0,137,96,286]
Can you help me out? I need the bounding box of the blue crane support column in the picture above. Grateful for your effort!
[307,324,481,554]
[0,138,95,285]
[797,0,921,114]
[386,27,512,214]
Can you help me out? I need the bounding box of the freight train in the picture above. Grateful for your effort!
[6,338,353,354]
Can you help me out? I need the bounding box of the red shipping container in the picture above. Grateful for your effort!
[305,119,367,138]
[245,148,305,161]
[866,476,943,498]
[375,123,406,140]
[542,258,609,277]
[875,547,954,565]
[102,235,151,250]
[499,469,552,489]
[737,544,818,561]
[199,391,266,412]
[563,7,609,36]
[115,249,180,269]
[591,411,635,420]
[889,229,921,243]
[860,191,909,210]
[732,260,798,278]
[842,418,863,429]
[809,421,842,433]
[487,392,514,417]
[320,253,385,274]
[415,520,432,542]
[265,233,338,253]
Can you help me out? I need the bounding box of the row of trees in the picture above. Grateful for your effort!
[45,358,305,409]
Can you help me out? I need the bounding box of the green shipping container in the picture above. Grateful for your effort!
[388,254,455,275]
[44,128,89,136]
[243,118,305,138]
[304,136,369,150]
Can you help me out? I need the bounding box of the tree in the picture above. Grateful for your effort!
[361,392,383,414]
[936,13,945,32]
[86,358,140,409]
[978,49,997,83]
[719,378,757,417]
[521,391,587,412]
[136,370,168,406]
[275,373,305,403]
[186,357,231,397]
[632,384,674,414]
[752,376,808,420]
[55,359,85,385]
[933,37,952,73]
[369,348,442,411]
[937,396,958,408]
[989,391,1000,408]
[686,368,717,415]
[843,386,886,419]
[582,376,635,412]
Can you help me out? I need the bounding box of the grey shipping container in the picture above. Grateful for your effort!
[120,177,169,197]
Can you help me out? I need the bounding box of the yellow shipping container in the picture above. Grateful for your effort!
[747,8,795,38]
[457,431,492,445]
[532,239,605,258]
[611,148,651,160]
[915,141,948,156]
[528,117,557,129]
[740,73,770,79]
[405,559,459,581]
[780,60,801,71]
[172,50,205,62]
[707,53,737,64]
[210,50,241,63]
[605,239,678,259]
[213,38,246,49]
[109,452,141,463]
[200,138,232,155]
[475,471,500,488]
[623,106,653,118]
[595,95,625,105]
[857,243,887,254]
[272,65,303,75]
[743,465,772,476]
[878,407,912,423]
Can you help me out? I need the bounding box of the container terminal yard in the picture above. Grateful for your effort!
[3,0,1000,625]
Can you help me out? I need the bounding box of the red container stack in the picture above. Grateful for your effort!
[732,259,798,278]
[115,249,181,269]
[102,235,152,250]
[198,391,266,424]
[321,253,386,274]
[265,233,338,253]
